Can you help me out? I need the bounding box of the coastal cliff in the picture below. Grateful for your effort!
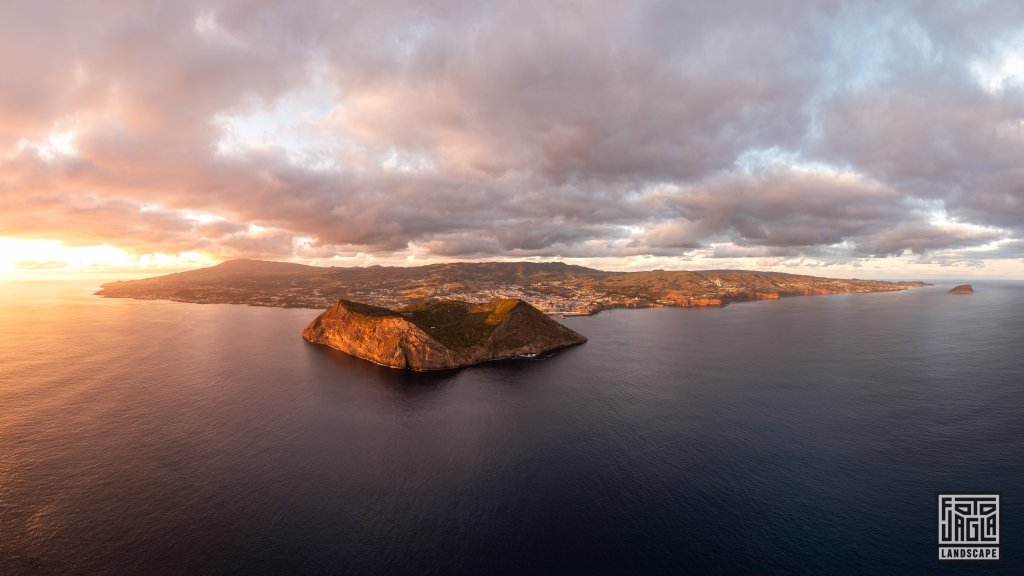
[302,298,587,370]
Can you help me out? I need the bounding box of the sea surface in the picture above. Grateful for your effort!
[1,280,1022,575]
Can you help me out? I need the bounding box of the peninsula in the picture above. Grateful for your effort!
[97,260,931,315]
[302,298,586,370]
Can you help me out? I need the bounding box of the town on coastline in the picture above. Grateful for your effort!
[97,259,931,316]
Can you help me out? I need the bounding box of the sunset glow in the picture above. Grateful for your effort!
[0,237,217,277]
[2,2,1023,277]
[3,4,1024,574]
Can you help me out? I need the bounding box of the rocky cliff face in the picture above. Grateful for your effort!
[948,284,974,294]
[302,299,587,370]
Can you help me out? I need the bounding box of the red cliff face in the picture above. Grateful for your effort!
[680,297,725,306]
[302,299,587,370]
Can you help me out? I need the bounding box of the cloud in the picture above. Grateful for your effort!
[15,260,68,270]
[0,0,1022,273]
[856,223,1005,256]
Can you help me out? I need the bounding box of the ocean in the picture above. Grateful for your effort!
[1,280,1022,575]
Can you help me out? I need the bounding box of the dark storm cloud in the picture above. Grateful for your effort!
[1,0,1022,266]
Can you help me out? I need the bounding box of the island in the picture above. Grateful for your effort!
[96,259,932,315]
[947,284,974,294]
[302,298,587,370]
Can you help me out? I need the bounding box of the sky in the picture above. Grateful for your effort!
[2,1,1024,279]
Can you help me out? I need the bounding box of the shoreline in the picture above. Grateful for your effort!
[96,282,931,317]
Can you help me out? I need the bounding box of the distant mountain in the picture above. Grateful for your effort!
[96,259,931,314]
[208,259,318,273]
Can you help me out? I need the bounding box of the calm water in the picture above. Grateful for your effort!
[1,280,1022,575]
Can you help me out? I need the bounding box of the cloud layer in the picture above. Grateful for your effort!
[2,1,1023,273]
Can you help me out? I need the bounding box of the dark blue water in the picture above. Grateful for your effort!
[2,281,1022,575]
